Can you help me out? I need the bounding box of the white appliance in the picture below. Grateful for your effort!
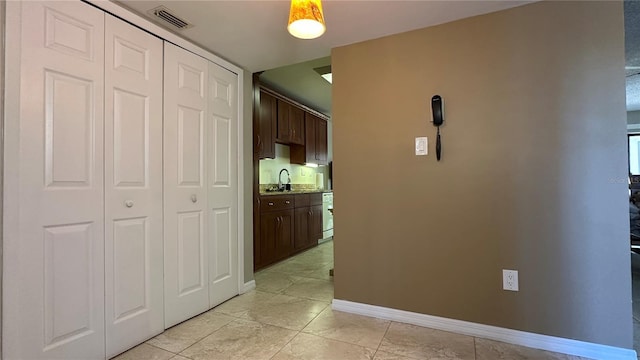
[322,192,334,240]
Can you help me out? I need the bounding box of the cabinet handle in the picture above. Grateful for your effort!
[124,200,134,208]
[285,200,291,204]
[191,194,198,203]
[268,202,274,206]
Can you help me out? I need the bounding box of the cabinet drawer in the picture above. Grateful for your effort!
[294,194,310,208]
[260,195,294,212]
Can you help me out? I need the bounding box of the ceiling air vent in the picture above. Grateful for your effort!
[148,6,193,30]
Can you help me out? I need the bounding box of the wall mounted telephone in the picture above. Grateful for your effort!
[431,95,444,161]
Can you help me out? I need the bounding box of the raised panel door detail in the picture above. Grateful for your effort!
[177,211,205,296]
[178,63,204,96]
[316,119,328,163]
[113,36,147,77]
[178,106,204,187]
[45,70,94,188]
[113,89,148,187]
[212,116,230,186]
[210,208,231,282]
[112,217,148,323]
[43,222,94,350]
[45,7,94,61]
[211,76,231,106]
[258,91,276,159]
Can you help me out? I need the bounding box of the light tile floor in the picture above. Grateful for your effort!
[114,240,592,360]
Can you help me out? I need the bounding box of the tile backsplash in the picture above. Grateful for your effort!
[260,143,328,189]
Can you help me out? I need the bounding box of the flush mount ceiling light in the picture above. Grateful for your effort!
[288,0,326,39]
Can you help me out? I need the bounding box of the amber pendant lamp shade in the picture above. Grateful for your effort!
[288,0,326,39]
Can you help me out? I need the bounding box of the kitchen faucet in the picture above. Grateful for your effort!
[278,169,290,191]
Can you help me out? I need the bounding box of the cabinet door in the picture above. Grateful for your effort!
[207,61,239,308]
[5,2,106,358]
[277,211,295,258]
[294,207,310,251]
[276,100,291,143]
[289,106,305,145]
[315,119,328,164]
[163,43,210,328]
[104,14,164,357]
[310,204,324,242]
[259,91,276,159]
[260,210,294,266]
[304,113,317,164]
[259,212,279,267]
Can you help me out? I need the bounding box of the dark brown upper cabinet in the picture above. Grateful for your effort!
[258,90,277,159]
[277,100,305,146]
[291,113,328,166]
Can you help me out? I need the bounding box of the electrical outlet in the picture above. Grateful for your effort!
[502,269,519,291]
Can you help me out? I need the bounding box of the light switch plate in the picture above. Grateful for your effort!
[415,137,428,156]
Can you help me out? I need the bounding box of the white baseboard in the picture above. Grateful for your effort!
[240,280,256,294]
[332,299,637,360]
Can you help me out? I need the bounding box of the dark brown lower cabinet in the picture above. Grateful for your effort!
[259,210,294,267]
[294,195,323,251]
[256,192,324,270]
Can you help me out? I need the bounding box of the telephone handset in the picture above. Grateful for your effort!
[431,95,444,161]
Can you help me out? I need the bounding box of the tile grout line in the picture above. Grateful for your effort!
[172,320,239,358]
[299,317,385,354]
[268,329,302,360]
[372,321,392,359]
[473,336,477,360]
[143,341,179,355]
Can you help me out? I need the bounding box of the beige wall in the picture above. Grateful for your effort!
[332,1,631,348]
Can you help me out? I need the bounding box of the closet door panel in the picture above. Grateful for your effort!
[6,2,106,359]
[104,14,164,358]
[164,43,210,328]
[208,63,239,308]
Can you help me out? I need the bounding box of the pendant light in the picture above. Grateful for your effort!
[287,0,326,39]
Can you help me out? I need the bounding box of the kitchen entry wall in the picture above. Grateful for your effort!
[332,0,630,349]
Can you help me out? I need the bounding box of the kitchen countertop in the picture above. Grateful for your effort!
[259,189,332,196]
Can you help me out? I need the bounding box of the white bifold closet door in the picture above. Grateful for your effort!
[163,43,211,328]
[207,62,239,308]
[164,43,240,328]
[104,14,164,358]
[6,1,106,359]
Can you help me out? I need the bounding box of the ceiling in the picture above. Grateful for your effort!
[117,0,640,115]
[116,0,533,73]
